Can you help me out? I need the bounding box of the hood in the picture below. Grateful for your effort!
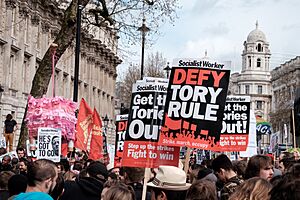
[76,177,104,196]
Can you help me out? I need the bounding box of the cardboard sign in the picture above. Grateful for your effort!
[37,127,61,162]
[159,59,230,149]
[122,78,180,168]
[114,114,128,167]
[215,95,251,151]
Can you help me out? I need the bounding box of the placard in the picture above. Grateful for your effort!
[159,59,230,149]
[114,114,128,167]
[37,127,61,162]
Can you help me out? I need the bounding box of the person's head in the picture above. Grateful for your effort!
[108,172,118,181]
[101,179,120,200]
[27,159,58,194]
[196,168,217,183]
[279,157,296,174]
[229,177,272,200]
[270,174,300,200]
[86,161,108,182]
[49,173,64,200]
[102,183,135,200]
[123,167,145,184]
[16,147,26,159]
[0,171,15,190]
[186,180,217,200]
[244,155,273,181]
[232,160,247,179]
[279,151,294,161]
[211,154,235,182]
[147,166,191,200]
[6,114,13,120]
[55,162,65,174]
[0,147,7,156]
[2,155,11,165]
[19,158,29,173]
[8,174,28,196]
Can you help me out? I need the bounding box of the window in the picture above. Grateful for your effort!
[257,101,263,110]
[257,43,262,52]
[245,85,250,94]
[258,85,262,94]
[257,58,261,68]
[248,56,251,68]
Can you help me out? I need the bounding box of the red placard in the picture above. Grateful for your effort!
[114,114,128,167]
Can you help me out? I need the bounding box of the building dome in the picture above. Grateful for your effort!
[246,21,267,43]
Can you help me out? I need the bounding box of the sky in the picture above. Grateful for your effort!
[117,0,300,76]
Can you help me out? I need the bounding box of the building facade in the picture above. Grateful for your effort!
[0,0,121,148]
[270,56,300,145]
[230,22,272,120]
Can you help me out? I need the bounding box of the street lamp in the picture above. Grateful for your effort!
[73,0,83,102]
[103,114,109,154]
[164,62,171,79]
[50,43,58,97]
[137,18,150,79]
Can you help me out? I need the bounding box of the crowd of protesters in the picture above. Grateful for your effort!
[1,147,300,200]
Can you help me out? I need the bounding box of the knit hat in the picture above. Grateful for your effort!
[86,161,108,181]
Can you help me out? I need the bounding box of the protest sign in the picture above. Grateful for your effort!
[114,114,128,167]
[122,78,180,168]
[37,127,61,162]
[159,59,230,150]
[214,95,251,151]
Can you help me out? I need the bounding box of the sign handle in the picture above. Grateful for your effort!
[184,147,191,174]
[141,168,150,200]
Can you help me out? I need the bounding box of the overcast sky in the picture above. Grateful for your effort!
[118,0,300,75]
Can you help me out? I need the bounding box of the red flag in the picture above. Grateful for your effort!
[89,108,104,160]
[75,98,93,151]
[61,142,68,157]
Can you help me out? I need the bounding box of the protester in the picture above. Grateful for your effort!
[123,167,151,200]
[232,160,247,179]
[211,154,243,200]
[0,171,15,200]
[49,173,64,200]
[196,168,218,183]
[1,155,12,171]
[279,157,296,174]
[185,180,218,200]
[59,161,108,200]
[147,166,191,200]
[228,177,272,200]
[18,157,29,175]
[101,180,119,200]
[3,114,17,152]
[269,173,300,200]
[7,174,28,199]
[0,147,7,156]
[102,183,135,200]
[244,155,274,181]
[16,147,26,159]
[14,159,58,200]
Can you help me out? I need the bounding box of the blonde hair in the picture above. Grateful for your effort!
[103,183,135,200]
[229,177,271,200]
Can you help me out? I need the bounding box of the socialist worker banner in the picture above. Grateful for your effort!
[158,59,230,150]
[122,78,180,168]
[214,95,251,151]
[114,114,128,168]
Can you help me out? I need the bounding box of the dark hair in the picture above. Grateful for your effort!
[50,173,64,200]
[280,157,297,172]
[108,172,118,180]
[8,174,28,196]
[0,171,15,189]
[6,114,13,120]
[19,157,29,166]
[73,161,83,171]
[0,147,7,156]
[27,159,57,186]
[270,174,300,200]
[103,179,119,189]
[151,187,187,200]
[211,154,233,172]
[123,167,145,183]
[11,157,19,165]
[103,183,135,200]
[288,163,300,178]
[16,147,25,152]
[186,180,217,200]
[232,160,247,179]
[244,155,272,179]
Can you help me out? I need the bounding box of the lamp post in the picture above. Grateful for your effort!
[163,62,171,79]
[50,43,58,97]
[137,18,150,79]
[73,0,83,102]
[103,114,109,155]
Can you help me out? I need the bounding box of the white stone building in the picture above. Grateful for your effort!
[0,0,121,148]
[230,22,272,120]
[270,56,300,146]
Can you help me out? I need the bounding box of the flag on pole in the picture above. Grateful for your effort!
[75,98,93,151]
[89,108,104,160]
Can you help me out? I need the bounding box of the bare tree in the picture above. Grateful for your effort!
[18,0,179,147]
[116,51,167,107]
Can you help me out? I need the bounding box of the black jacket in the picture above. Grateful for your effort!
[59,177,104,200]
